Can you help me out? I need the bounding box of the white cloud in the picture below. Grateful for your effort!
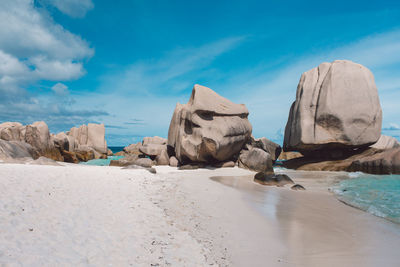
[0,0,93,93]
[0,0,102,133]
[31,56,85,80]
[51,82,69,95]
[42,0,94,18]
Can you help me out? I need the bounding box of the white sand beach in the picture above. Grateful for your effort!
[1,164,400,266]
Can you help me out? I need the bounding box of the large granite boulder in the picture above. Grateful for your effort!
[143,136,167,146]
[53,132,69,151]
[168,84,252,163]
[155,149,169,165]
[238,147,273,173]
[371,135,400,150]
[26,121,63,161]
[250,137,281,162]
[284,60,382,155]
[349,148,400,174]
[140,144,167,157]
[0,122,24,141]
[68,123,107,157]
[0,140,37,159]
[0,121,62,161]
[123,142,142,155]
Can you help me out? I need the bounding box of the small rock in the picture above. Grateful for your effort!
[169,156,179,167]
[254,172,294,187]
[291,184,306,190]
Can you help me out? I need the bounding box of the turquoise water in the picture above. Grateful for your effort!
[108,146,125,153]
[79,156,124,166]
[333,173,400,224]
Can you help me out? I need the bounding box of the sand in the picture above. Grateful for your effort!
[1,163,400,266]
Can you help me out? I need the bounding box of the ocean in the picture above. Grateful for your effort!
[332,173,400,224]
[79,156,125,166]
[108,146,125,153]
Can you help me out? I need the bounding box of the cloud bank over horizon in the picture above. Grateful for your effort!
[0,1,400,146]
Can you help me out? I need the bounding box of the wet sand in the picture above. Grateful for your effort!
[207,170,400,266]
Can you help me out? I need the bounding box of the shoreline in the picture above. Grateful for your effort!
[1,164,400,266]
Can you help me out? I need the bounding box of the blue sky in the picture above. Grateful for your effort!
[1,0,400,145]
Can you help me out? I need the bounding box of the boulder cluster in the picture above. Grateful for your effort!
[113,84,280,174]
[1,59,399,176]
[0,122,108,163]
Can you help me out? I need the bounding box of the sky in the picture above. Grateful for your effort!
[1,0,400,146]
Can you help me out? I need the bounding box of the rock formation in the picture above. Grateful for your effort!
[67,123,107,159]
[123,142,142,155]
[370,135,400,150]
[349,148,400,174]
[168,84,252,164]
[249,137,281,162]
[238,147,273,173]
[0,121,62,161]
[284,60,382,156]
[278,151,303,161]
[0,121,109,163]
[0,139,37,160]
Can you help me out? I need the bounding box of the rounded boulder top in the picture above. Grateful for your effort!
[284,60,382,154]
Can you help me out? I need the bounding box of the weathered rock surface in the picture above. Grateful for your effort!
[0,121,62,161]
[282,147,382,172]
[349,148,400,174]
[155,149,169,165]
[371,135,400,150]
[110,154,139,167]
[74,148,95,162]
[250,137,281,162]
[68,123,107,158]
[143,136,167,146]
[53,132,71,152]
[168,84,252,164]
[254,173,294,186]
[0,121,109,163]
[134,158,154,168]
[140,144,167,157]
[0,122,23,141]
[60,150,79,163]
[123,142,142,155]
[238,148,273,173]
[107,149,113,156]
[169,156,179,167]
[114,151,127,156]
[278,151,303,161]
[284,60,382,155]
[0,140,37,159]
